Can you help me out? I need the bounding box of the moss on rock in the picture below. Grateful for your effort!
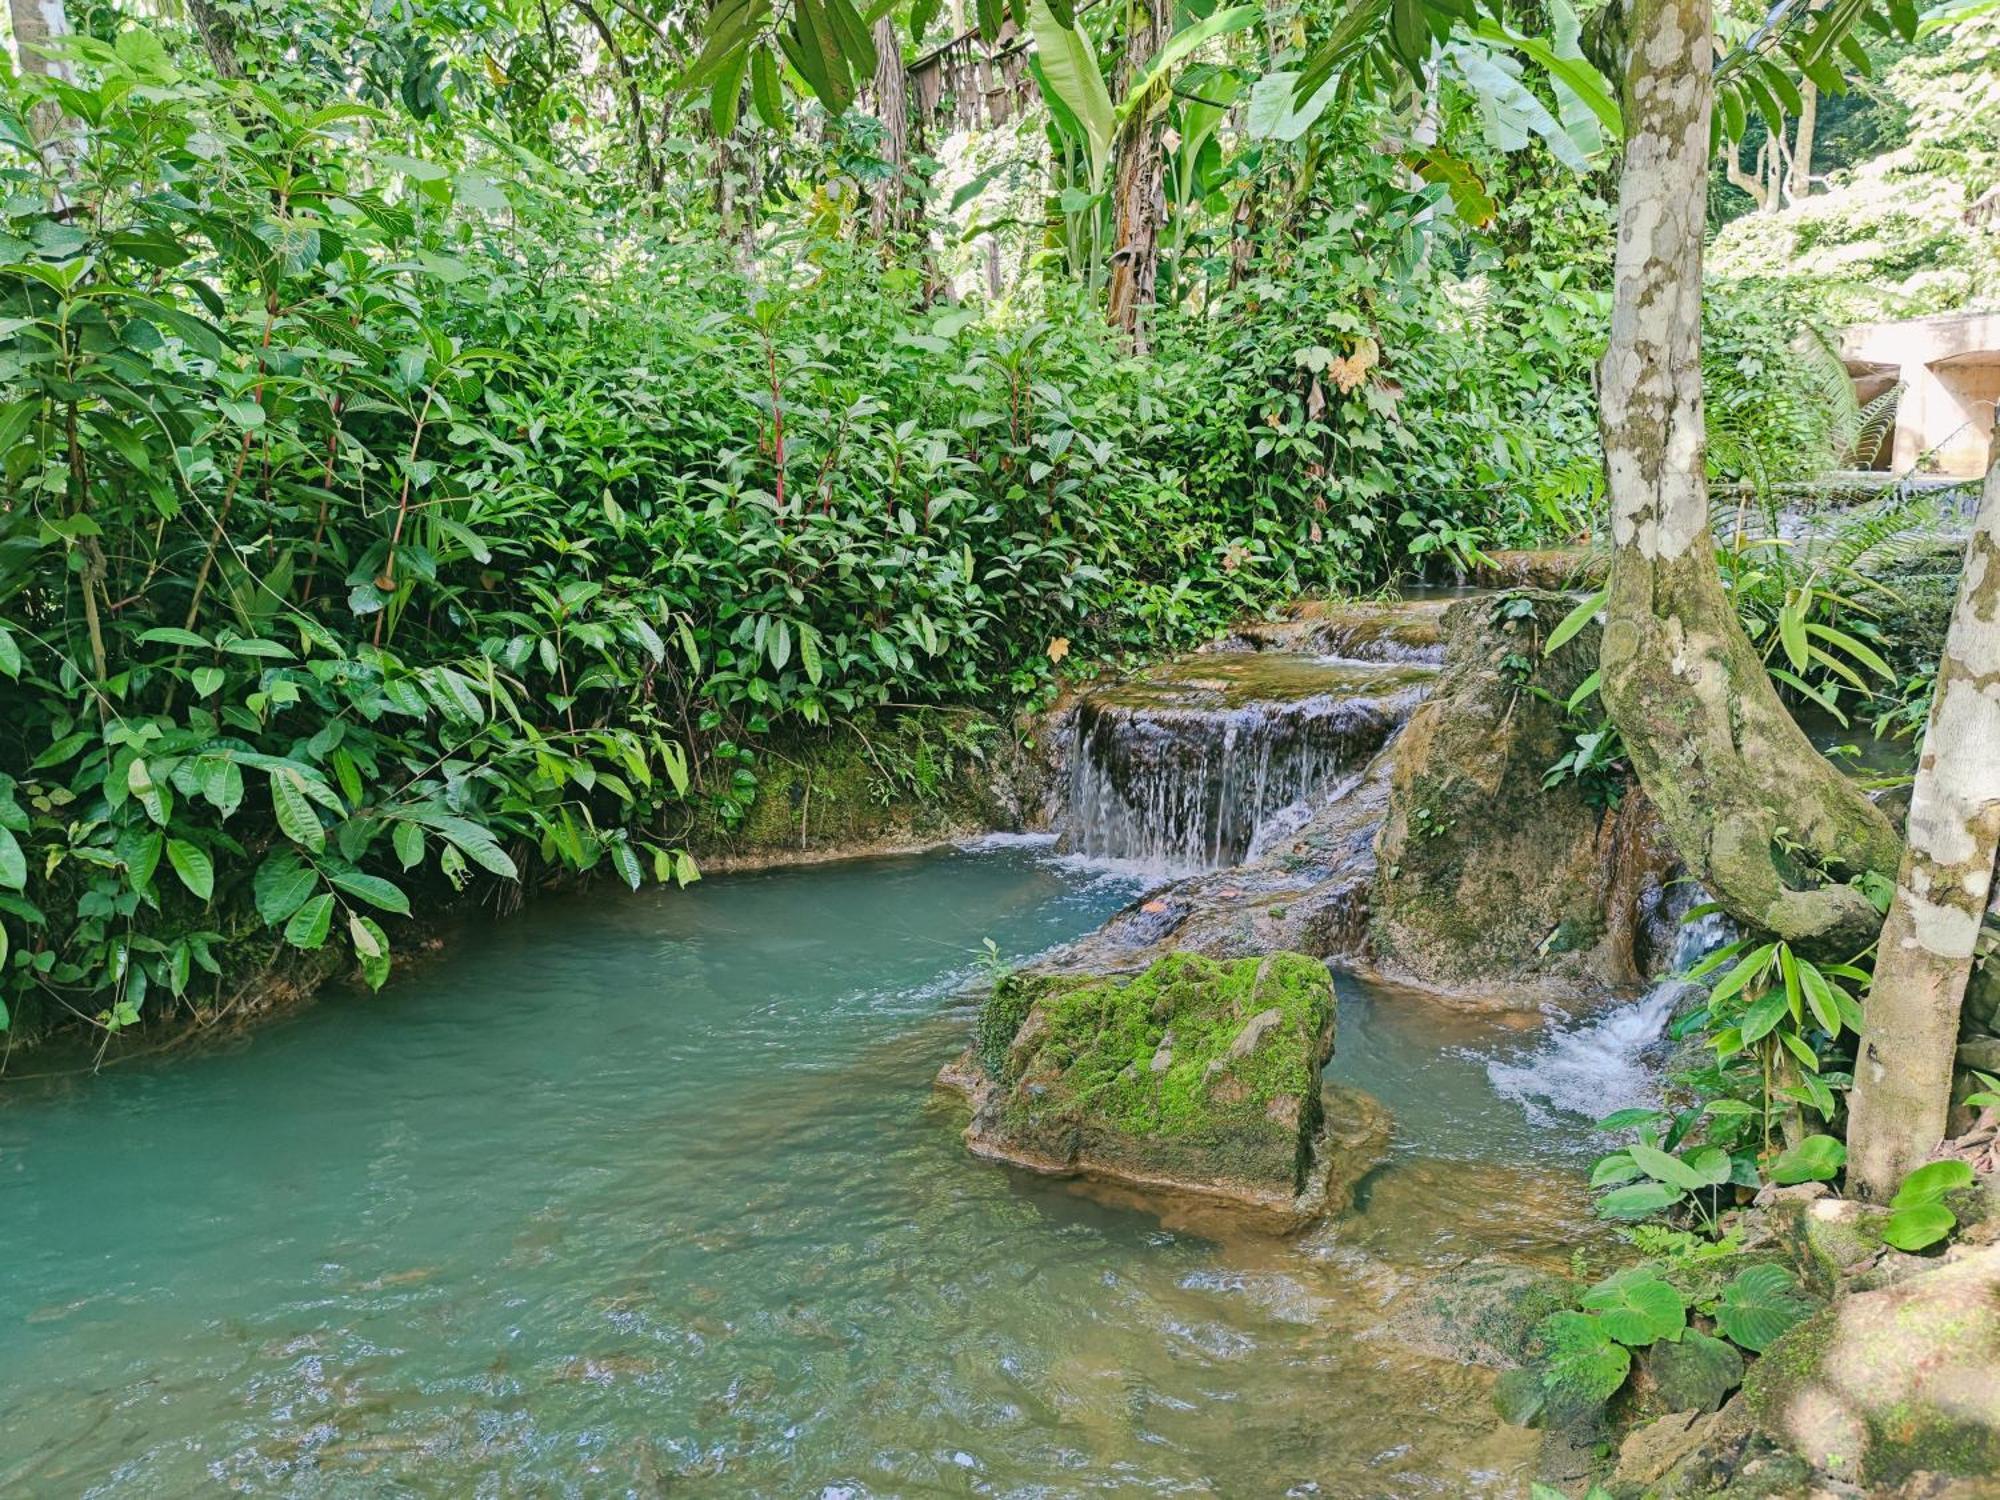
[1742,1244,2000,1489]
[691,710,1024,867]
[963,951,1339,1216]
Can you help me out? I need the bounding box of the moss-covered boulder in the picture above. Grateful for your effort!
[690,711,1027,868]
[1372,592,1679,997]
[951,951,1341,1221]
[1743,1244,2000,1489]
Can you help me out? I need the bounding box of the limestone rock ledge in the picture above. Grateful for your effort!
[935,951,1370,1228]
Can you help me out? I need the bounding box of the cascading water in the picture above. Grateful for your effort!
[1060,653,1431,873]
[1486,903,1735,1129]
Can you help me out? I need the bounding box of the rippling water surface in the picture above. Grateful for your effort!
[1,845,1616,1497]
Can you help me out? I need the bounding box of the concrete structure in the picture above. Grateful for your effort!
[1842,312,2000,478]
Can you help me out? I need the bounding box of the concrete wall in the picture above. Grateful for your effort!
[1841,313,2000,478]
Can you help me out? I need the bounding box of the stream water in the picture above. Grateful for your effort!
[0,844,1632,1498]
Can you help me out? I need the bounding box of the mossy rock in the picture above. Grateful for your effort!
[690,711,1021,865]
[1742,1244,2000,1488]
[1373,591,1663,992]
[964,951,1338,1219]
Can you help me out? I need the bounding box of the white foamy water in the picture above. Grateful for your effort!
[1484,910,1732,1130]
[1485,983,1688,1127]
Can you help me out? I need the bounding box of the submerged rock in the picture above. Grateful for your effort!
[943,951,1346,1224]
[1379,1256,1577,1370]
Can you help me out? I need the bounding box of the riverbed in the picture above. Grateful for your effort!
[0,843,1636,1496]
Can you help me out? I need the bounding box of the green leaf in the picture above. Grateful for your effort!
[271,769,326,853]
[710,41,750,137]
[1891,1159,1974,1207]
[352,914,391,990]
[166,839,214,901]
[1538,1310,1631,1409]
[1715,1265,1814,1352]
[1596,1181,1685,1219]
[284,893,335,950]
[392,821,425,871]
[1770,1134,1846,1185]
[609,839,644,891]
[1738,987,1789,1045]
[253,848,318,926]
[1628,1140,1711,1192]
[1881,1201,1956,1252]
[1595,1106,1667,1131]
[129,757,167,825]
[1644,1329,1743,1414]
[0,625,20,678]
[1580,1267,1686,1346]
[750,44,787,132]
[329,869,411,916]
[0,825,24,891]
[191,665,226,697]
[1028,0,1114,185]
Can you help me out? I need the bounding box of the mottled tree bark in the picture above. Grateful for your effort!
[870,15,910,240]
[186,0,245,80]
[1105,0,1169,351]
[1595,0,1901,949]
[9,0,73,80]
[1848,431,2000,1199]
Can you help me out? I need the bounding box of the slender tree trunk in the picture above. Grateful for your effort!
[10,0,73,80]
[1105,0,1170,350]
[1787,83,1817,204]
[11,0,77,163]
[870,16,910,240]
[1725,139,1769,212]
[186,0,245,79]
[571,0,660,197]
[1848,430,2000,1199]
[1594,0,1902,950]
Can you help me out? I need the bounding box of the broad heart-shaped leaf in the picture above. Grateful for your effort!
[1537,1311,1631,1410]
[1680,1146,1734,1187]
[1580,1267,1685,1347]
[1643,1329,1744,1414]
[1714,1265,1815,1352]
[1881,1201,1956,1252]
[165,839,214,902]
[1596,1181,1684,1220]
[1769,1133,1846,1185]
[1892,1158,1974,1208]
[252,848,319,927]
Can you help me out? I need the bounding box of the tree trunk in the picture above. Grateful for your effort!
[870,15,910,240]
[1787,82,1816,205]
[1595,0,1902,950]
[1105,0,1170,351]
[186,0,245,79]
[1724,139,1769,212]
[10,0,74,80]
[1847,429,2000,1200]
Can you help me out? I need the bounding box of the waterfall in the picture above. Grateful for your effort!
[1059,656,1427,873]
[1485,903,1736,1129]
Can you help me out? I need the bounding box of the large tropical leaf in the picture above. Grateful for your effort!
[1029,0,1115,184]
[1115,6,1259,127]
